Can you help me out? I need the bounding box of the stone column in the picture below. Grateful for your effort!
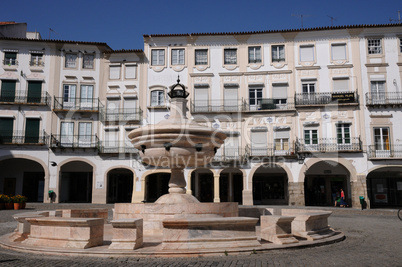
[213,174,220,203]
[288,182,305,206]
[351,174,369,209]
[242,189,253,205]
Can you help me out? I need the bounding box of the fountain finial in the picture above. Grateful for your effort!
[168,75,189,99]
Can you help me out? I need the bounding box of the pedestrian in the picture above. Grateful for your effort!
[340,189,347,207]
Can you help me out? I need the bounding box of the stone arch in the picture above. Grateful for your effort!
[142,169,171,203]
[105,166,135,204]
[218,167,245,204]
[190,168,215,202]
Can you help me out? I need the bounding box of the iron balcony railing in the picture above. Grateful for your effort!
[29,60,44,67]
[0,130,48,145]
[190,99,247,113]
[245,144,296,157]
[53,97,103,112]
[2,59,18,66]
[367,144,402,159]
[295,91,358,106]
[96,140,138,154]
[246,98,295,111]
[100,108,142,122]
[0,91,51,106]
[50,134,98,149]
[295,137,362,153]
[366,92,402,106]
[212,147,246,162]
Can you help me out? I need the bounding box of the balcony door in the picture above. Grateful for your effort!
[80,85,94,110]
[78,122,92,147]
[224,86,238,112]
[25,118,40,143]
[194,86,209,112]
[63,84,76,109]
[337,123,351,150]
[251,130,267,156]
[304,129,318,151]
[371,81,385,104]
[249,87,262,111]
[0,117,14,143]
[61,122,74,147]
[302,82,315,104]
[374,127,390,157]
[1,80,16,102]
[27,81,42,103]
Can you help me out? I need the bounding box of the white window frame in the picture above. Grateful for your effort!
[195,49,208,65]
[300,45,315,62]
[370,81,386,103]
[30,53,43,66]
[248,46,261,63]
[63,84,76,109]
[272,45,285,62]
[224,48,237,65]
[80,85,94,110]
[150,90,165,106]
[78,122,92,147]
[83,54,94,69]
[109,64,121,80]
[171,48,185,65]
[125,64,137,79]
[65,53,77,68]
[336,123,351,150]
[151,49,165,66]
[249,87,263,111]
[368,38,382,55]
[304,128,318,151]
[374,127,390,157]
[4,51,17,66]
[60,122,74,147]
[331,43,347,61]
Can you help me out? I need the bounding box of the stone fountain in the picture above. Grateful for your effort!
[128,78,226,204]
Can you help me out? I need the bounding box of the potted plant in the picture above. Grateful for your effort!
[13,195,27,210]
[4,195,14,209]
[0,194,5,210]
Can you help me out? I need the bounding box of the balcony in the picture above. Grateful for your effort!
[245,144,296,158]
[246,98,295,112]
[295,137,362,153]
[50,134,98,149]
[53,97,103,112]
[367,145,402,160]
[366,92,402,107]
[100,108,142,122]
[0,91,51,106]
[2,59,18,67]
[295,91,358,106]
[0,130,48,145]
[97,140,138,154]
[29,60,44,67]
[212,148,245,162]
[190,99,247,113]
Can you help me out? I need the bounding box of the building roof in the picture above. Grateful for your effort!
[0,36,113,50]
[0,21,17,25]
[143,23,402,38]
[104,49,143,54]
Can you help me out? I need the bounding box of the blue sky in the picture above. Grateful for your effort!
[2,0,401,50]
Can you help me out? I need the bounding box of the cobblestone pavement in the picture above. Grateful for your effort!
[0,203,401,266]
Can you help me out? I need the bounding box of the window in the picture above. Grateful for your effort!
[151,49,165,66]
[300,45,314,62]
[274,130,290,155]
[224,86,238,111]
[304,129,318,151]
[0,80,16,102]
[25,118,40,143]
[27,81,42,103]
[150,90,165,106]
[251,130,268,156]
[65,53,77,68]
[3,52,17,66]
[224,136,239,159]
[272,45,285,62]
[224,48,237,64]
[337,124,351,145]
[195,49,208,65]
[124,98,139,120]
[371,81,385,103]
[272,84,288,105]
[125,64,137,79]
[248,46,261,63]
[78,122,92,147]
[107,99,120,121]
[0,117,14,143]
[30,53,43,66]
[171,49,185,65]
[333,79,349,92]
[83,54,94,69]
[193,86,209,112]
[249,87,263,110]
[109,65,121,80]
[60,122,74,147]
[302,82,315,94]
[368,38,382,54]
[80,85,94,110]
[63,84,76,108]
[374,127,390,151]
[331,44,346,61]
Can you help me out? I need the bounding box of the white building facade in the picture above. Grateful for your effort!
[0,22,401,209]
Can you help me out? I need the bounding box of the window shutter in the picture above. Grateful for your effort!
[224,87,238,107]
[274,130,290,139]
[1,80,16,101]
[194,88,208,102]
[300,45,314,61]
[109,65,121,79]
[27,81,42,103]
[0,118,14,143]
[25,118,40,143]
[332,44,346,60]
[125,65,136,79]
[272,84,288,99]
[333,79,349,92]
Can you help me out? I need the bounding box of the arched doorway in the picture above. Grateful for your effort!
[144,172,170,202]
[107,168,133,203]
[367,167,402,208]
[219,168,243,204]
[252,164,288,205]
[0,158,45,202]
[59,161,93,203]
[191,168,214,202]
[304,160,350,207]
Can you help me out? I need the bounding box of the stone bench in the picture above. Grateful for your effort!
[162,217,260,250]
[260,215,299,245]
[61,209,108,223]
[10,211,50,242]
[22,217,104,249]
[109,219,143,250]
[286,211,335,241]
